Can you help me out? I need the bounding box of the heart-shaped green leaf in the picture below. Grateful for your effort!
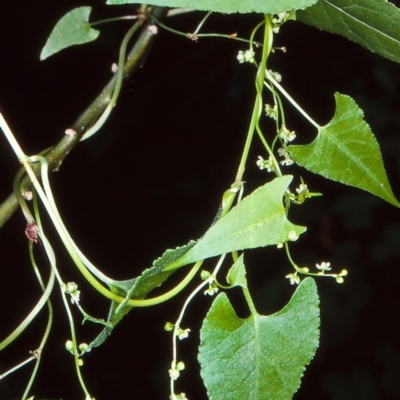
[199,277,320,400]
[289,93,400,207]
[40,7,99,60]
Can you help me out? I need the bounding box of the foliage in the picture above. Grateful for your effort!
[107,0,319,14]
[40,7,99,60]
[199,275,319,400]
[0,1,399,399]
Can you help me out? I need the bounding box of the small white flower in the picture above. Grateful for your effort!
[265,104,278,120]
[279,127,296,143]
[288,230,299,241]
[257,156,274,172]
[237,49,255,63]
[286,273,300,285]
[268,70,282,82]
[204,283,219,296]
[177,328,191,340]
[237,51,245,63]
[278,147,288,158]
[279,157,294,166]
[296,183,308,195]
[71,290,81,305]
[316,261,331,271]
[277,148,294,166]
[169,368,180,380]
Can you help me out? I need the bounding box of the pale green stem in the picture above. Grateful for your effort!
[192,11,212,35]
[266,70,321,130]
[150,13,251,44]
[0,357,35,380]
[170,254,226,398]
[242,286,258,316]
[80,20,140,141]
[0,261,54,351]
[90,15,138,26]
[60,288,92,399]
[21,243,54,400]
[235,15,275,182]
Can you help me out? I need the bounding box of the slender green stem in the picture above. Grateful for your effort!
[0,357,35,380]
[0,255,54,351]
[170,254,226,397]
[60,288,92,399]
[90,15,138,27]
[242,286,258,315]
[235,15,275,182]
[266,70,321,130]
[80,20,140,141]
[150,13,252,44]
[170,270,210,397]
[192,11,212,35]
[21,243,54,400]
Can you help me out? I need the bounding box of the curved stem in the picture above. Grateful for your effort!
[0,251,55,351]
[80,20,140,141]
[21,243,54,400]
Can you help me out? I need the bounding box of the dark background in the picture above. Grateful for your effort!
[1,1,400,399]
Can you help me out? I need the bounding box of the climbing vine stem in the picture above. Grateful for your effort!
[235,15,279,182]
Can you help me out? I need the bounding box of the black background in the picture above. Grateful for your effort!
[1,1,400,399]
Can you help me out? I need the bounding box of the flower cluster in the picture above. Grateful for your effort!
[271,11,296,33]
[237,49,255,63]
[265,103,278,120]
[286,261,349,285]
[268,70,282,82]
[64,282,81,304]
[278,147,294,166]
[169,360,185,380]
[256,156,274,172]
[279,126,296,144]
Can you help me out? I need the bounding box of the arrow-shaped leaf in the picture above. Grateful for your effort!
[199,277,320,400]
[40,7,99,60]
[164,176,306,270]
[297,0,400,63]
[289,93,400,207]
